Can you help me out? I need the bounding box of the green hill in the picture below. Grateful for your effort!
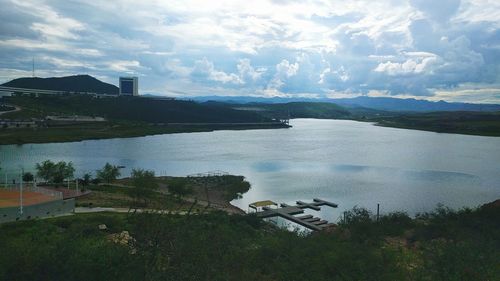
[4,95,271,123]
[2,75,119,95]
[229,102,351,119]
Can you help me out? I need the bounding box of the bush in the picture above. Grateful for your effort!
[379,212,413,236]
[128,169,158,207]
[168,178,192,198]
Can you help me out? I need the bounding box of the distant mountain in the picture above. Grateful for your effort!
[2,75,119,95]
[191,95,500,112]
[331,96,500,112]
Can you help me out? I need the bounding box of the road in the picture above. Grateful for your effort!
[0,105,20,116]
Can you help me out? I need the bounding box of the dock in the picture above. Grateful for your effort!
[254,198,338,231]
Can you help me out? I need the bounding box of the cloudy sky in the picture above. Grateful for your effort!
[0,0,499,103]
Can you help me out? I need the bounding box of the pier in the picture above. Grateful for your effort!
[253,198,338,231]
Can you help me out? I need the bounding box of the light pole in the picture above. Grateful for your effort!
[19,168,24,216]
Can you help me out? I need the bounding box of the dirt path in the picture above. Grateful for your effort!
[0,105,20,116]
[74,207,190,215]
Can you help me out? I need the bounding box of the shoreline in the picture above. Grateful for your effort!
[373,121,500,137]
[3,116,498,146]
[76,175,251,215]
[0,122,290,145]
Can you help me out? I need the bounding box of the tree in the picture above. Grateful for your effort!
[96,163,121,183]
[82,173,92,186]
[55,161,75,184]
[22,172,34,182]
[36,160,55,183]
[128,169,158,207]
[35,160,74,185]
[168,178,192,199]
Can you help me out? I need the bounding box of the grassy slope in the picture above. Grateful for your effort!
[372,111,500,137]
[0,96,288,145]
[0,202,498,281]
[232,101,351,119]
[3,95,270,123]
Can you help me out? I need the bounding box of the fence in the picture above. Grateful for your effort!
[1,183,63,200]
[0,198,75,224]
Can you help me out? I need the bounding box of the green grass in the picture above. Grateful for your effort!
[77,184,182,210]
[0,202,498,281]
[373,111,500,136]
[76,175,251,211]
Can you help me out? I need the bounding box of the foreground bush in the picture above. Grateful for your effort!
[0,203,498,281]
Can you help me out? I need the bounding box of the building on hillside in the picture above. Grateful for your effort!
[119,77,139,96]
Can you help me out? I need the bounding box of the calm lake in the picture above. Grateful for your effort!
[1,119,499,220]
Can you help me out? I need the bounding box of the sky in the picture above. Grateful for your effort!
[0,0,499,103]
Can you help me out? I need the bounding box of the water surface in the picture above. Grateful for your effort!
[1,119,499,220]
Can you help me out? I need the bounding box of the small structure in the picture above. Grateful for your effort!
[249,200,278,213]
[0,119,37,129]
[253,198,338,231]
[45,115,106,126]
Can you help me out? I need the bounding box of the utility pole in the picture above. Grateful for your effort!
[32,57,35,77]
[376,203,380,222]
[19,168,24,215]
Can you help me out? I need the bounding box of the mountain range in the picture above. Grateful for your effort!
[191,96,500,112]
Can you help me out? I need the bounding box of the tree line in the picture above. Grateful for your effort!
[21,160,190,207]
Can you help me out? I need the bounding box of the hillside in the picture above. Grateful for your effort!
[2,75,119,95]
[373,111,500,136]
[0,201,498,280]
[219,101,352,120]
[0,95,289,144]
[4,95,271,123]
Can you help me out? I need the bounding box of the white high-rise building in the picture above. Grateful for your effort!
[119,77,138,96]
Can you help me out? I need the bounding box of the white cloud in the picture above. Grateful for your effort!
[276,59,299,78]
[0,0,499,103]
[107,60,142,73]
[374,56,440,75]
[193,58,243,84]
[237,58,265,82]
[12,0,85,39]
